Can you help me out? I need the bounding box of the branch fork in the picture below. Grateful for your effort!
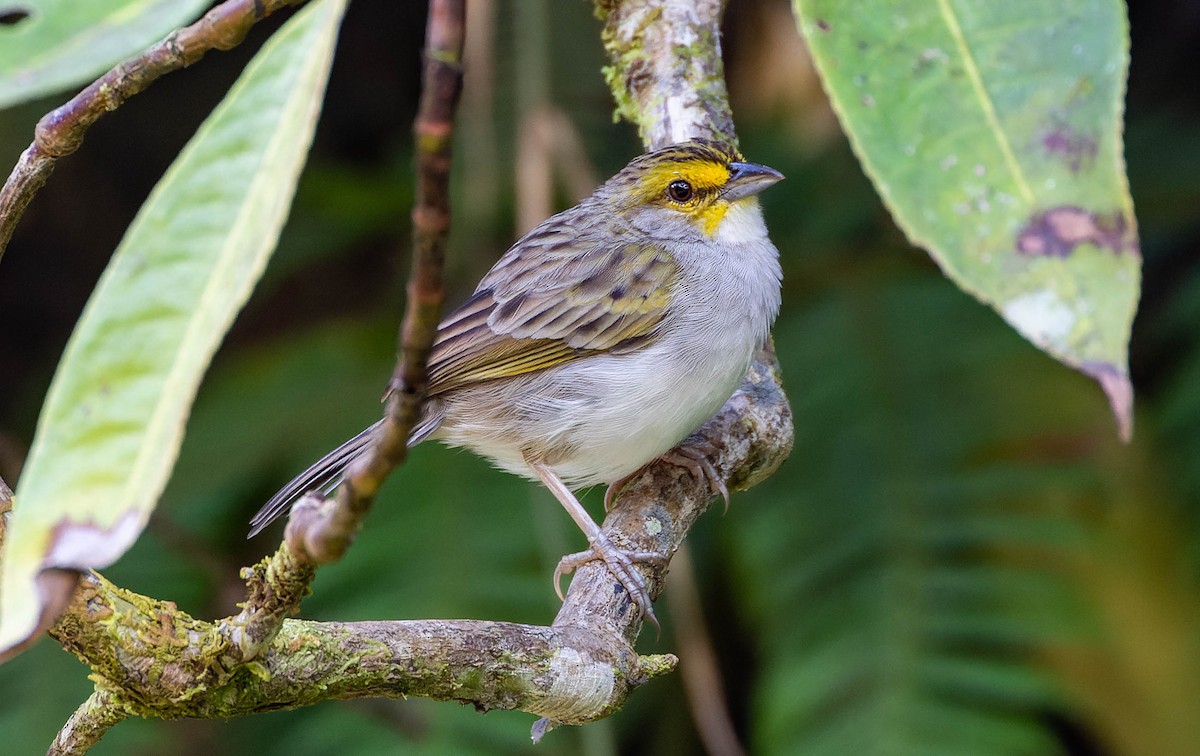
[0,0,796,751]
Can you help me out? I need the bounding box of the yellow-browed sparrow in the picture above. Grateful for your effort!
[250,139,783,627]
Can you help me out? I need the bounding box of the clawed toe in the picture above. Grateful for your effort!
[604,441,729,514]
[662,440,730,513]
[526,460,665,631]
[603,471,639,512]
[553,537,664,631]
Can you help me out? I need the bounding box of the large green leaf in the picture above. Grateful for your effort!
[0,0,347,655]
[793,0,1140,439]
[0,0,211,109]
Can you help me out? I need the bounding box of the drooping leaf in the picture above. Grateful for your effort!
[0,0,348,656]
[0,0,211,109]
[793,0,1140,439]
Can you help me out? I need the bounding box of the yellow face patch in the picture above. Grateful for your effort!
[699,203,730,236]
[648,159,730,194]
[632,158,734,236]
[635,159,730,203]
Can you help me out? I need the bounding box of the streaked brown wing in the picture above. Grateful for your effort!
[426,232,678,395]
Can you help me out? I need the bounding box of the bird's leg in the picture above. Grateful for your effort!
[603,437,730,513]
[527,461,662,631]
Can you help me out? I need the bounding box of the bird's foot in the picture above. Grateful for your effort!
[554,534,665,632]
[604,438,730,513]
[661,438,730,513]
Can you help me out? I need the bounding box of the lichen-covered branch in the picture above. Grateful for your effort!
[0,0,312,264]
[596,0,736,149]
[217,540,315,663]
[27,0,796,746]
[49,569,675,724]
[47,690,126,756]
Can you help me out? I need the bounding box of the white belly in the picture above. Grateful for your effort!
[433,321,757,487]
[432,216,781,489]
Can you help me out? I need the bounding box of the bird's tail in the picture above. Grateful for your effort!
[248,409,442,538]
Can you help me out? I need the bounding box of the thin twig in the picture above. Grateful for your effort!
[298,0,465,560]
[225,0,466,662]
[0,0,312,262]
[47,690,127,756]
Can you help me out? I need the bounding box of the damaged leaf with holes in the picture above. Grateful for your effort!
[793,0,1140,437]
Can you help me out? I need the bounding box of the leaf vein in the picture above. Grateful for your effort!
[936,0,1034,206]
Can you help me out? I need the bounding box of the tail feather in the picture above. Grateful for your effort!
[248,420,381,537]
[249,403,447,538]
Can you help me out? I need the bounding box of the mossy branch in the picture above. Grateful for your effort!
[14,0,797,750]
[46,691,126,756]
[40,345,787,729]
[596,0,736,149]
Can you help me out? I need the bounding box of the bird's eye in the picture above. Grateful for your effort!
[667,179,694,203]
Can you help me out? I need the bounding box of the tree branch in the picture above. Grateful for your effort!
[45,347,787,722]
[50,570,676,724]
[597,0,736,149]
[0,0,313,264]
[23,0,796,745]
[47,690,127,756]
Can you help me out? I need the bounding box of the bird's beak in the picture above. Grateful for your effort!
[722,161,785,201]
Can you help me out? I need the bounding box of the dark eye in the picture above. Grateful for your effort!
[667,179,694,202]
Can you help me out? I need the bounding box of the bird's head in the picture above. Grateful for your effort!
[601,139,784,242]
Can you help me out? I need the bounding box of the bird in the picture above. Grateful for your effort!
[249,139,783,628]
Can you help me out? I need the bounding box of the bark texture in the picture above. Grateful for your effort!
[0,0,797,750]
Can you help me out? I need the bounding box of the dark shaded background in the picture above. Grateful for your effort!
[1,1,1198,753]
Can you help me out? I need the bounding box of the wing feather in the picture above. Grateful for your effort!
[425,230,678,395]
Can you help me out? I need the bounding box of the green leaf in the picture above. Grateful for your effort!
[793,0,1140,439]
[0,0,211,109]
[0,0,348,656]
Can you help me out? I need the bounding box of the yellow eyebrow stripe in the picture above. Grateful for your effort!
[644,161,728,191]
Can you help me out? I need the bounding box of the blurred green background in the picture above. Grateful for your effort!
[2,0,1198,753]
